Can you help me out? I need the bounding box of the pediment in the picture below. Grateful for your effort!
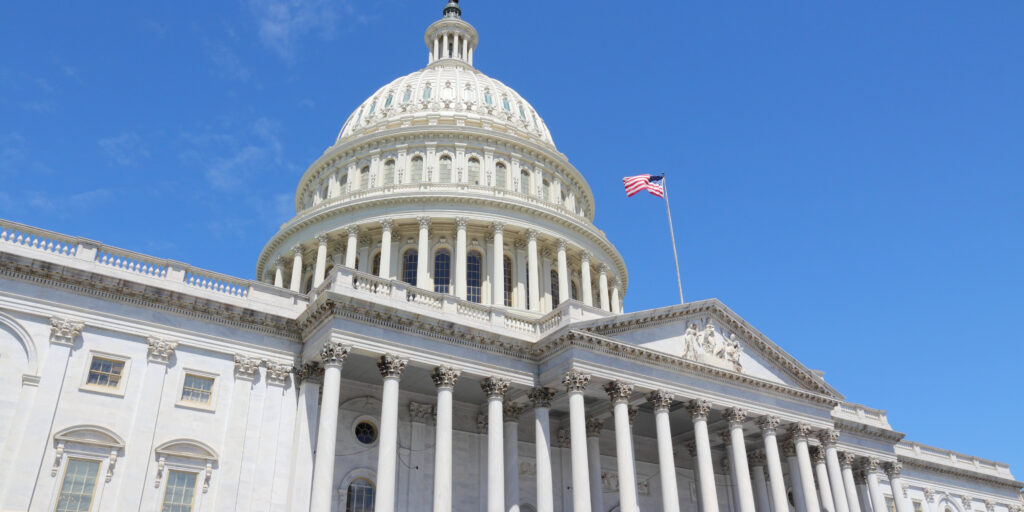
[572,299,842,399]
[54,425,125,449]
[155,439,218,462]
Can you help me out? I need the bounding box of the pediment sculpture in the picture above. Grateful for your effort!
[681,321,743,372]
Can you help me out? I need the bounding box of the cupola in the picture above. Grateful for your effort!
[425,0,478,67]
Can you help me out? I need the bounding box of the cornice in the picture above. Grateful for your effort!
[898,455,1024,491]
[832,416,906,444]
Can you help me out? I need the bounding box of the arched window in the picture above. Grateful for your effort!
[339,172,349,193]
[466,251,483,303]
[402,250,418,285]
[411,156,423,183]
[320,182,329,202]
[383,159,395,186]
[525,272,530,310]
[571,280,579,301]
[371,252,381,276]
[503,256,513,307]
[560,189,568,206]
[542,179,551,201]
[346,478,375,512]
[422,85,432,100]
[519,170,530,194]
[550,269,560,306]
[439,155,452,183]
[433,249,451,294]
[360,165,370,189]
[495,163,507,189]
[468,158,481,185]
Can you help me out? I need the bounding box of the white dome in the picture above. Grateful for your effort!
[336,64,556,148]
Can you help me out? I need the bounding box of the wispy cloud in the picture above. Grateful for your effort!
[245,0,343,61]
[14,188,113,216]
[98,132,150,166]
[208,41,251,82]
[0,133,53,176]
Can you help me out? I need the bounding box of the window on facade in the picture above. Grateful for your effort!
[383,160,395,186]
[403,89,412,103]
[433,249,451,294]
[550,270,560,306]
[360,166,371,189]
[346,478,376,512]
[913,501,924,512]
[519,106,527,120]
[422,85,432,100]
[339,173,349,193]
[571,280,579,301]
[86,357,125,389]
[495,163,507,190]
[411,156,424,182]
[561,189,567,205]
[502,98,511,111]
[886,498,897,512]
[320,183,329,203]
[384,94,393,108]
[54,458,100,512]
[525,272,530,310]
[354,421,378,444]
[468,158,481,185]
[519,170,530,194]
[368,101,376,116]
[402,250,418,285]
[542,180,551,201]
[371,252,381,276]
[503,256,513,307]
[484,91,493,105]
[466,251,482,303]
[162,470,197,512]
[439,155,452,183]
[181,374,214,404]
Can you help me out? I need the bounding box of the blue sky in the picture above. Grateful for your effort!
[2,1,1022,470]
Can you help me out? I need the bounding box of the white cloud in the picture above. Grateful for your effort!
[98,132,150,166]
[0,133,53,176]
[181,118,285,193]
[245,0,343,61]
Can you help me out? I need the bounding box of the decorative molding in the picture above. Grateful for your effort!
[49,317,84,346]
[812,446,827,464]
[297,362,324,385]
[528,387,555,408]
[557,428,571,448]
[586,417,604,437]
[788,422,813,441]
[503,402,525,422]
[646,390,673,412]
[686,399,712,420]
[840,452,858,469]
[321,342,351,368]
[819,428,841,446]
[480,376,510,399]
[146,336,178,364]
[758,415,781,435]
[233,354,260,380]
[724,407,747,426]
[376,353,408,379]
[562,369,589,393]
[885,461,903,478]
[409,402,434,424]
[603,380,634,403]
[265,362,293,386]
[431,365,461,389]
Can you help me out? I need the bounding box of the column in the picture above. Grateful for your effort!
[492,222,505,305]
[288,363,323,512]
[750,451,772,512]
[648,391,681,512]
[273,258,284,287]
[922,489,937,512]
[886,462,912,512]
[313,234,329,287]
[376,354,409,512]
[789,424,822,512]
[855,471,872,512]
[580,252,593,307]
[820,430,851,512]
[685,442,703,512]
[528,388,556,512]
[605,381,639,512]
[556,239,568,305]
[417,216,431,288]
[289,246,303,292]
[758,415,791,512]
[562,369,593,512]
[310,343,350,512]
[611,282,621,313]
[526,229,540,312]
[783,440,808,512]
[598,265,610,311]
[455,218,469,299]
[585,418,605,512]
[724,408,756,512]
[345,225,359,268]
[481,377,511,512]
[863,458,888,512]
[814,447,837,512]
[379,219,394,279]
[432,366,461,512]
[840,453,863,512]
[686,399,720,512]
[442,33,449,58]
[504,402,525,512]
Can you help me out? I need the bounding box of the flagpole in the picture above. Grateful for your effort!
[661,173,685,303]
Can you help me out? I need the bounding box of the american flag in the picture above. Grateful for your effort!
[622,174,665,198]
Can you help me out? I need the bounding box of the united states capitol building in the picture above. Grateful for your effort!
[0,2,1020,512]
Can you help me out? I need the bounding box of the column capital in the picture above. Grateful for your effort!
[562,369,590,393]
[715,428,733,445]
[684,440,698,457]
[528,387,556,408]
[780,438,797,458]
[579,251,591,264]
[346,225,360,236]
[984,500,995,512]
[586,417,604,437]
[602,380,634,404]
[749,449,767,467]
[723,407,747,426]
[597,264,608,276]
[885,461,903,478]
[490,221,504,234]
[417,216,431,229]
[526,229,538,242]
[431,365,461,389]
[146,336,178,364]
[859,456,883,474]
[266,362,293,386]
[297,362,324,384]
[292,245,304,256]
[514,239,527,249]
[409,402,434,424]
[480,376,510,399]
[557,428,571,448]
[961,497,973,511]
[686,398,712,420]
[788,422,814,441]
[818,428,841,446]
[503,402,525,422]
[380,218,394,232]
[840,452,858,469]
[320,342,351,368]
[234,354,261,380]
[627,405,638,426]
[923,488,936,501]
[757,414,781,434]
[274,256,286,268]
[646,390,674,412]
[316,233,330,245]
[377,353,408,379]
[541,248,553,259]
[556,238,567,251]
[358,235,372,247]
[812,445,827,464]
[49,317,84,346]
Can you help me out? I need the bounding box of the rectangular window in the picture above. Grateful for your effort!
[55,458,100,512]
[86,356,125,389]
[886,498,897,512]
[181,374,214,404]
[162,470,198,512]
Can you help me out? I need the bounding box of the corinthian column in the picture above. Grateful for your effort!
[504,402,525,512]
[526,229,540,311]
[862,458,888,512]
[886,462,912,512]
[562,369,592,512]
[456,217,469,299]
[310,343,350,512]
[580,252,593,307]
[379,219,394,279]
[758,415,790,512]
[820,429,850,512]
[790,424,822,512]
[724,408,756,512]
[687,399,719,512]
[598,265,610,311]
[375,354,408,512]
[289,246,303,292]
[648,390,680,512]
[313,234,329,287]
[432,366,461,512]
[273,257,284,287]
[528,388,556,512]
[417,216,431,289]
[749,450,772,512]
[783,440,808,512]
[492,222,505,304]
[604,381,639,512]
[345,225,359,268]
[481,377,511,512]
[840,453,863,512]
[585,418,605,512]
[814,446,837,512]
[556,239,568,305]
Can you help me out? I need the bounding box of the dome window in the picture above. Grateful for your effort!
[503,256,514,307]
[550,270,560,306]
[519,106,526,120]
[360,166,371,189]
[519,170,530,194]
[383,160,395,186]
[402,250,418,285]
[423,85,432,100]
[439,155,452,182]
[484,92,493,105]
[402,89,412,103]
[468,158,481,185]
[384,94,393,108]
[433,249,451,294]
[368,101,376,116]
[466,251,483,303]
[411,156,423,182]
[502,98,511,111]
[495,163,507,190]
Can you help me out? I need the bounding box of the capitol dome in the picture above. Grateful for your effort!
[256,0,627,316]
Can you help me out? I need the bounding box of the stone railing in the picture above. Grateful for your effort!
[95,247,169,278]
[184,268,250,298]
[0,221,80,257]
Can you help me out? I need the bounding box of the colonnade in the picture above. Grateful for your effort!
[269,217,625,314]
[303,350,904,512]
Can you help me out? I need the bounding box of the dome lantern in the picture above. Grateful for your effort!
[426,0,478,67]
